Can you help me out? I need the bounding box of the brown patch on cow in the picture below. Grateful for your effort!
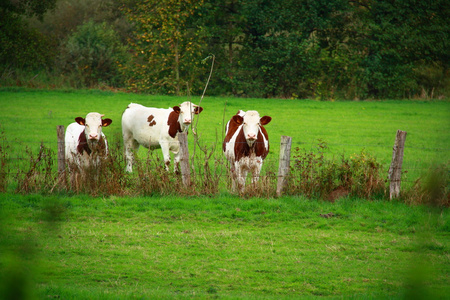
[232,125,269,162]
[222,115,243,152]
[167,109,181,138]
[255,126,269,159]
[233,128,249,162]
[147,115,157,126]
[223,113,270,162]
[77,132,107,156]
[77,131,90,155]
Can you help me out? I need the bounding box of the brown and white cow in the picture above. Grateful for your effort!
[65,112,112,183]
[121,102,203,172]
[223,110,272,192]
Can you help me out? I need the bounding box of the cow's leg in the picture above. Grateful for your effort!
[230,163,238,192]
[236,165,247,193]
[173,150,181,174]
[123,135,139,172]
[251,159,263,184]
[160,142,171,172]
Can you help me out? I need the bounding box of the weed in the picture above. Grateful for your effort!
[403,164,449,207]
[16,143,56,194]
[0,127,8,192]
[0,130,448,205]
[289,142,386,201]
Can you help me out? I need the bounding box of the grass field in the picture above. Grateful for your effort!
[0,88,449,192]
[0,88,449,298]
[1,193,449,299]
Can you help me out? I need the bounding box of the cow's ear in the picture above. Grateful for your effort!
[172,106,181,114]
[75,117,85,125]
[232,115,243,125]
[194,106,203,114]
[260,116,272,125]
[102,118,113,127]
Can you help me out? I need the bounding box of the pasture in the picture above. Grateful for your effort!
[0,88,449,195]
[0,88,449,298]
[1,193,449,299]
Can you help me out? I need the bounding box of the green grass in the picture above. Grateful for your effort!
[0,88,449,190]
[0,88,448,297]
[0,193,448,299]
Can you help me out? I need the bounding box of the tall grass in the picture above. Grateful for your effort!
[0,88,448,202]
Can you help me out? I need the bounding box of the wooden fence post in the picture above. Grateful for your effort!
[388,130,407,199]
[178,132,191,186]
[56,125,66,188]
[277,135,292,197]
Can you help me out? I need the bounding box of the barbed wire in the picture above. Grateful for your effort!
[2,137,449,149]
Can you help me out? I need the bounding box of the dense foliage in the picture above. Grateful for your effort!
[0,0,448,99]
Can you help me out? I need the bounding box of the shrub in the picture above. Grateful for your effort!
[288,142,386,200]
[0,128,8,192]
[404,164,449,207]
[16,144,56,194]
[58,20,130,88]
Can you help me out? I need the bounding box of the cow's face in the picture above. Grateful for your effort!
[75,112,112,142]
[235,110,271,147]
[172,101,203,131]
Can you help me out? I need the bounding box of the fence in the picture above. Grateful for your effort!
[55,127,404,197]
[0,125,447,201]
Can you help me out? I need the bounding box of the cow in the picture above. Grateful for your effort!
[223,110,272,193]
[121,101,203,172]
[65,112,113,185]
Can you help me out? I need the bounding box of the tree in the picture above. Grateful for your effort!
[351,0,450,98]
[124,0,206,95]
[59,21,130,88]
[0,0,57,69]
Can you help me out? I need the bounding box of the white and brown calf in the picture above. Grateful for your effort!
[65,112,112,183]
[223,110,272,193]
[121,101,203,172]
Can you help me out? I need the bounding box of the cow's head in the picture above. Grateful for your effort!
[168,101,203,138]
[75,112,112,143]
[232,110,271,147]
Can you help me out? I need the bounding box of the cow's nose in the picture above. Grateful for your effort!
[89,133,98,140]
[184,118,192,124]
[247,133,257,140]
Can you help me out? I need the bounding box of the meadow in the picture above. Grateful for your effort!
[0,88,449,193]
[1,193,449,299]
[0,88,449,298]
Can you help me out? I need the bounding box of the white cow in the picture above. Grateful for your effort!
[223,110,272,192]
[121,101,203,172]
[65,112,112,173]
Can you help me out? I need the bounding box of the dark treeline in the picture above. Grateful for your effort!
[1,0,448,99]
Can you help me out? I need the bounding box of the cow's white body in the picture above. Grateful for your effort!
[121,102,203,172]
[65,112,112,185]
[223,110,271,193]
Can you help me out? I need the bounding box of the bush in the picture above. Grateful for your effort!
[288,142,386,200]
[58,20,130,88]
[0,13,56,71]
